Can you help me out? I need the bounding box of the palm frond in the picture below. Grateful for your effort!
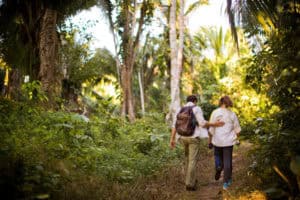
[185,0,208,16]
[226,0,239,51]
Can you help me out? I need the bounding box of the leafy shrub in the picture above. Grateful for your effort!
[248,117,300,198]
[0,99,179,199]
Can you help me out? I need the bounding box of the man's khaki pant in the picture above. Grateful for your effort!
[179,137,200,188]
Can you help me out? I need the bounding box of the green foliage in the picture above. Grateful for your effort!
[246,30,299,130]
[59,23,117,85]
[0,0,98,79]
[145,85,170,113]
[133,34,170,113]
[185,27,275,133]
[21,81,48,102]
[248,119,300,197]
[241,1,300,196]
[0,99,179,198]
[58,22,118,107]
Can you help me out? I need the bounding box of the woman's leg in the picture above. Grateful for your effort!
[214,146,223,171]
[222,146,233,183]
[214,146,223,180]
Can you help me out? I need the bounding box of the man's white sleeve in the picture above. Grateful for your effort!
[194,106,207,127]
[208,110,216,135]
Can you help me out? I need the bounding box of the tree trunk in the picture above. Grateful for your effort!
[178,0,185,73]
[8,69,22,100]
[168,0,184,125]
[120,1,138,122]
[119,0,149,122]
[39,8,62,105]
[121,65,135,121]
[138,70,145,116]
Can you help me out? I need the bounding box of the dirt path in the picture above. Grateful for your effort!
[136,141,266,200]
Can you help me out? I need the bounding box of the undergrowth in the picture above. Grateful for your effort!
[0,99,180,199]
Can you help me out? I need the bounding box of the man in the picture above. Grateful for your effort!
[170,95,224,191]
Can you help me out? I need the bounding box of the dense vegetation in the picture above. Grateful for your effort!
[0,99,180,199]
[0,0,299,199]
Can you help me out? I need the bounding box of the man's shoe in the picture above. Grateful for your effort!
[215,170,221,181]
[186,186,196,191]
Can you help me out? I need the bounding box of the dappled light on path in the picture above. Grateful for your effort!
[158,141,267,200]
[223,190,267,200]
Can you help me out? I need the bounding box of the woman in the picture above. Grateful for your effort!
[208,95,241,190]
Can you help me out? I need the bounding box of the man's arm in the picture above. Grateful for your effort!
[206,120,225,127]
[170,128,177,149]
[194,107,208,127]
[194,107,224,128]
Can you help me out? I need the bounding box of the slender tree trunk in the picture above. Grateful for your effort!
[39,8,62,105]
[110,23,121,84]
[168,0,185,125]
[178,0,185,72]
[120,1,135,121]
[138,70,145,115]
[2,68,9,97]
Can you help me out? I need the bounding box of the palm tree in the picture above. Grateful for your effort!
[193,27,236,81]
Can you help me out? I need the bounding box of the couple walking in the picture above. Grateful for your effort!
[170,95,241,191]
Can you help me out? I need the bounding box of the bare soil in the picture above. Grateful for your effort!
[131,140,267,200]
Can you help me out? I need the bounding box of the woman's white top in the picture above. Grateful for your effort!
[209,107,241,147]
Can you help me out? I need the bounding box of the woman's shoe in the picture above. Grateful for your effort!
[227,179,232,186]
[223,182,230,190]
[223,179,232,190]
[215,169,222,180]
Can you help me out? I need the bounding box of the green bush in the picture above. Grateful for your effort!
[0,99,179,199]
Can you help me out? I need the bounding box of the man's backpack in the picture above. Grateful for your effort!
[175,106,197,136]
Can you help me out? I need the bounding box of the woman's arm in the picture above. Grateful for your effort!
[233,113,241,135]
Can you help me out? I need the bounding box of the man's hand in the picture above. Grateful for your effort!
[170,128,177,149]
[214,120,225,127]
[208,143,213,149]
[170,139,176,149]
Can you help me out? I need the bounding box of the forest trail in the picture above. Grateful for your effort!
[139,141,267,200]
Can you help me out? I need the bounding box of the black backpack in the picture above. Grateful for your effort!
[175,106,197,136]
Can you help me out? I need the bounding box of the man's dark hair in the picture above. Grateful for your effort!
[186,95,198,103]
